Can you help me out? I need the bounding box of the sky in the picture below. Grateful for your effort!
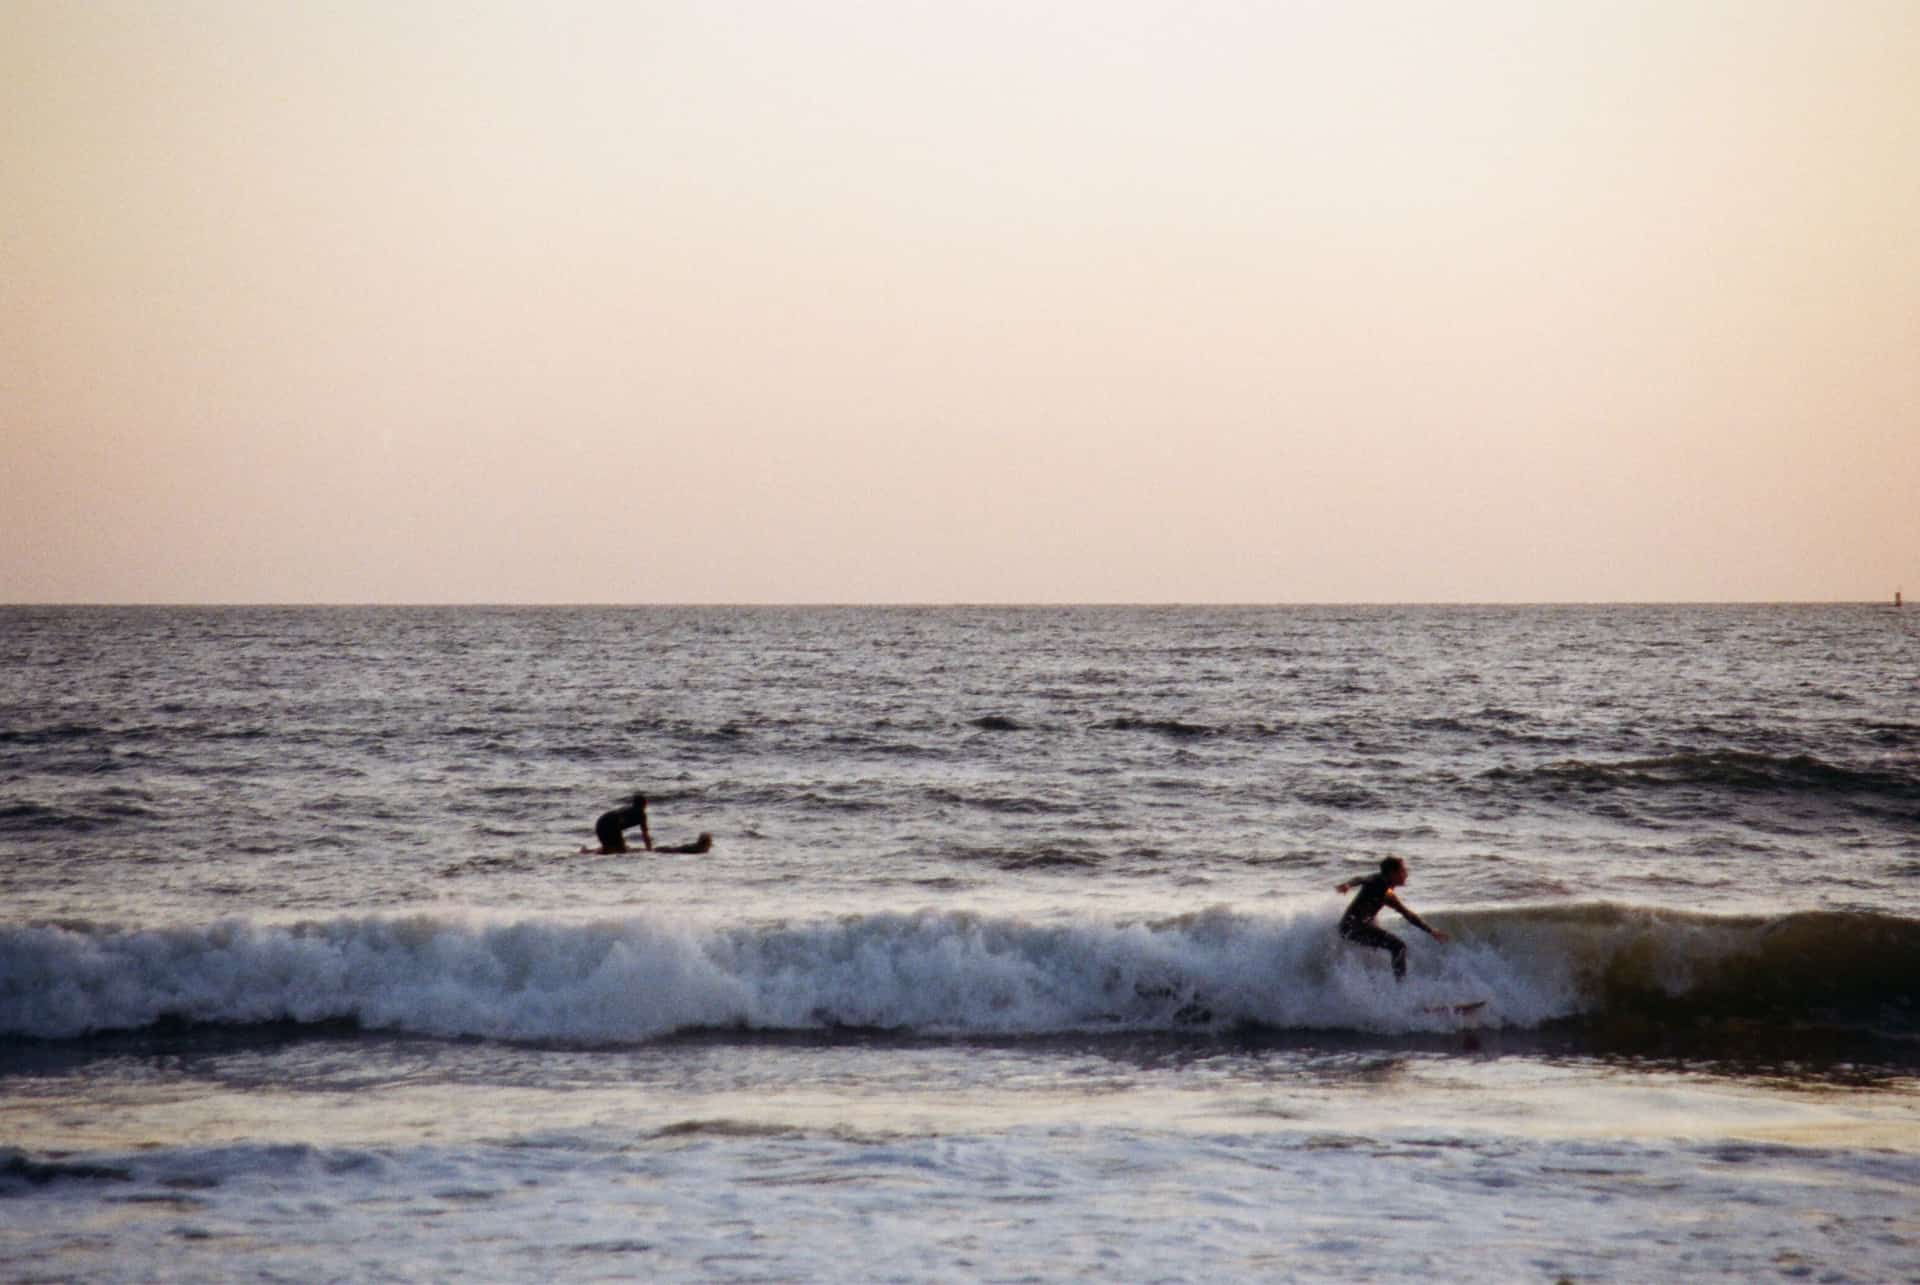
[4,0,1916,604]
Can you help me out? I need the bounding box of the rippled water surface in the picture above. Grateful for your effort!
[3,605,1916,1280]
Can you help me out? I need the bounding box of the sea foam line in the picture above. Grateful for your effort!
[2,904,1910,1044]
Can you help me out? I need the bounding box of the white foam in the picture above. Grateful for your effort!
[0,904,1600,1042]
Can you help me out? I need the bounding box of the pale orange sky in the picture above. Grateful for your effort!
[4,0,1916,603]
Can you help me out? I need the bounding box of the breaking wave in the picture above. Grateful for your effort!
[2,904,1914,1049]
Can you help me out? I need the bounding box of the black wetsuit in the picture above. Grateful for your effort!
[1338,873,1434,980]
[595,799,648,853]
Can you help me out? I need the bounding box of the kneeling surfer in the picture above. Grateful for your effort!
[1334,855,1447,981]
[583,793,652,854]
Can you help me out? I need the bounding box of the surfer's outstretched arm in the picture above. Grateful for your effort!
[1385,891,1448,942]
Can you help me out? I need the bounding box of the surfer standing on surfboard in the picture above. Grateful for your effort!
[1334,856,1447,981]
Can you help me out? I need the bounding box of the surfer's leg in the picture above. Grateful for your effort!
[595,814,628,854]
[1341,922,1408,979]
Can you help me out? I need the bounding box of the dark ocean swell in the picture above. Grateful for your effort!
[1489,750,1920,819]
[2,905,1914,1055]
[1446,904,1919,1037]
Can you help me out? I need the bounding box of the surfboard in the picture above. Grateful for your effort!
[1420,1000,1488,1016]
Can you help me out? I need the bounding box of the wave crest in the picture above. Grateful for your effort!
[2,903,1913,1048]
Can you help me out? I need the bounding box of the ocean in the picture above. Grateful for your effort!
[2,604,1916,1281]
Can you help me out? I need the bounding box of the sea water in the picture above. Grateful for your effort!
[2,605,1916,1281]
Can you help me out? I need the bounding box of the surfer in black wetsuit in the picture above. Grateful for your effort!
[583,793,652,854]
[655,832,712,855]
[1335,856,1447,981]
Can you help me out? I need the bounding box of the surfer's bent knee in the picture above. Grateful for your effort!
[595,818,627,853]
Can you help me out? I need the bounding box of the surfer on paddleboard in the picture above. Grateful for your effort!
[583,793,652,854]
[1334,855,1447,981]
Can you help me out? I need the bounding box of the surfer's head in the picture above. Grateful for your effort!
[1380,855,1407,885]
[630,793,648,810]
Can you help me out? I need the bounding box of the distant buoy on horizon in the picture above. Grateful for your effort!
[1898,588,1905,608]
